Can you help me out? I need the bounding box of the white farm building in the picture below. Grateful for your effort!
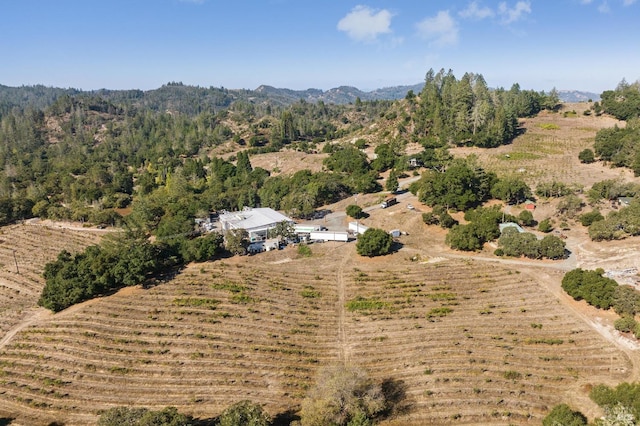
[219,207,294,242]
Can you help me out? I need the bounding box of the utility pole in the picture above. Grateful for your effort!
[13,250,19,274]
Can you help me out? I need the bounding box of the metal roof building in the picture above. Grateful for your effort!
[219,207,293,242]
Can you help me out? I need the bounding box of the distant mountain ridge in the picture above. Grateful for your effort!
[254,84,601,104]
[254,83,425,104]
[1,82,600,117]
[557,90,600,103]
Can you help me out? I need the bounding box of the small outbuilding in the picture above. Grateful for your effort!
[499,222,525,233]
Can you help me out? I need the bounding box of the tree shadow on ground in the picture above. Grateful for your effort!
[390,241,404,254]
[0,419,14,426]
[380,378,413,419]
[272,409,300,426]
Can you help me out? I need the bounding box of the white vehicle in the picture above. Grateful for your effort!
[407,204,415,210]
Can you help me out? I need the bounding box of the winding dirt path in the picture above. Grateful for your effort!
[0,307,51,350]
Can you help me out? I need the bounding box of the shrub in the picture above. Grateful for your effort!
[503,370,522,380]
[538,218,553,233]
[579,210,604,226]
[346,204,364,219]
[539,235,566,259]
[356,228,394,257]
[218,400,271,426]
[578,148,596,164]
[518,209,535,226]
[613,285,640,316]
[299,365,386,426]
[297,244,312,257]
[542,404,587,426]
[354,139,367,149]
[614,316,638,333]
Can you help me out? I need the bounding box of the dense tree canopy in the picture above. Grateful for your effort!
[600,79,640,120]
[410,158,495,211]
[561,268,618,310]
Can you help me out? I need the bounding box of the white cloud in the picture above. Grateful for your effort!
[598,0,611,12]
[459,1,495,20]
[337,5,393,42]
[416,10,459,47]
[580,0,594,4]
[498,1,532,24]
[623,0,637,6]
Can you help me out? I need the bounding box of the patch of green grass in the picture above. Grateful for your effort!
[427,307,453,318]
[211,280,247,293]
[301,286,321,299]
[297,244,312,257]
[172,298,220,309]
[346,296,389,312]
[503,370,522,380]
[538,123,560,130]
[230,292,257,304]
[428,292,457,301]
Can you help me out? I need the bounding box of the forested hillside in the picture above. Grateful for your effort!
[0,69,558,229]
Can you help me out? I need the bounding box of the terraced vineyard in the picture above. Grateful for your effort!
[0,223,102,340]
[0,241,631,425]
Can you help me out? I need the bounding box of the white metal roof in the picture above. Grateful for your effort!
[219,208,293,231]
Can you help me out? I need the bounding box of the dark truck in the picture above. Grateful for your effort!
[380,197,397,209]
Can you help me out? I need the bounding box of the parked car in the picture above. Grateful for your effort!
[407,204,415,210]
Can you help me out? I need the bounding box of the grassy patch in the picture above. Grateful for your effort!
[172,298,220,309]
[427,307,453,318]
[297,244,312,257]
[538,123,560,130]
[428,292,457,301]
[211,280,248,293]
[503,370,522,380]
[301,286,321,299]
[346,296,389,312]
[231,292,257,304]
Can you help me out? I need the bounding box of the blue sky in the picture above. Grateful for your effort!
[1,0,639,93]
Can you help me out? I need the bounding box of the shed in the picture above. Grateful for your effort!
[499,222,525,233]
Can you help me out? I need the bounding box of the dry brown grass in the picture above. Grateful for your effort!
[2,104,640,425]
[0,216,635,425]
[450,103,630,189]
[0,223,101,339]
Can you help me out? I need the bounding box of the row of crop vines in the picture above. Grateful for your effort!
[340,259,629,425]
[0,259,340,423]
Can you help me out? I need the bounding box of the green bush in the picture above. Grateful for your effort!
[578,148,595,164]
[613,285,640,316]
[542,404,587,426]
[538,218,553,233]
[346,204,364,219]
[614,316,637,333]
[579,210,604,226]
[561,268,618,310]
[518,209,535,226]
[356,228,393,257]
[218,400,271,426]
